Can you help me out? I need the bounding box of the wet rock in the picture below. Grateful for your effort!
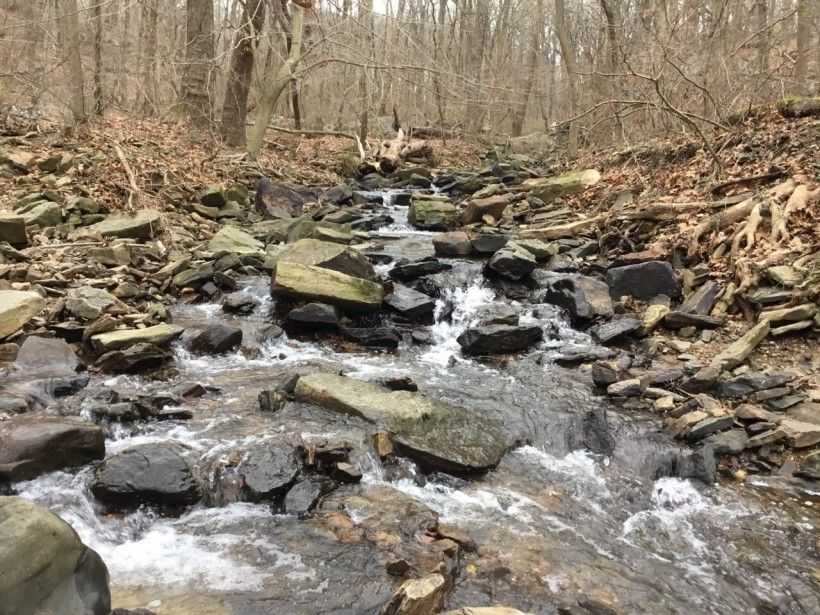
[0,290,46,339]
[716,371,797,397]
[255,178,306,218]
[590,317,641,343]
[676,445,716,484]
[294,373,508,474]
[470,233,509,254]
[0,214,27,246]
[95,343,171,374]
[89,209,160,240]
[440,609,530,615]
[222,291,258,314]
[703,429,749,455]
[183,324,243,354]
[462,195,511,223]
[456,324,542,355]
[208,226,263,254]
[535,272,614,322]
[486,246,537,281]
[90,402,141,423]
[522,169,601,202]
[258,390,288,413]
[605,261,681,300]
[680,281,720,315]
[272,262,384,312]
[342,326,401,348]
[390,257,452,281]
[91,443,202,510]
[591,361,629,387]
[332,461,363,483]
[684,416,734,442]
[433,231,472,257]
[287,302,340,328]
[90,323,183,354]
[238,444,300,502]
[276,238,376,280]
[282,476,328,515]
[0,415,104,481]
[0,496,111,615]
[382,573,446,615]
[408,197,458,231]
[475,304,519,326]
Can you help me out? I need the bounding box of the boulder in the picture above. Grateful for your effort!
[606,261,681,300]
[21,201,62,228]
[276,238,376,280]
[536,272,614,322]
[197,185,226,208]
[89,323,184,354]
[341,326,401,348]
[254,178,308,218]
[383,285,436,321]
[486,247,537,280]
[0,415,104,481]
[294,373,508,474]
[382,574,446,615]
[95,343,171,374]
[65,287,125,321]
[237,443,301,502]
[272,262,383,312]
[222,291,258,314]
[91,443,202,510]
[320,185,354,205]
[589,317,641,343]
[797,450,820,480]
[522,169,601,202]
[0,214,27,246]
[457,324,542,355]
[89,209,161,240]
[408,198,458,231]
[287,302,340,328]
[432,231,472,257]
[11,335,79,375]
[470,233,508,254]
[182,324,242,354]
[207,226,263,254]
[462,195,511,223]
[0,290,46,339]
[0,496,111,615]
[390,257,452,281]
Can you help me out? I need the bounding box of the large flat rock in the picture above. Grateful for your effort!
[294,373,508,474]
[89,323,184,354]
[89,209,160,240]
[0,290,46,339]
[272,261,383,312]
[275,238,376,280]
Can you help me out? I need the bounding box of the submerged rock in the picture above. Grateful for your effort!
[457,324,542,355]
[0,496,111,615]
[294,373,508,474]
[91,443,202,510]
[341,326,401,348]
[0,415,105,481]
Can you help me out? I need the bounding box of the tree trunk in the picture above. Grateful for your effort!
[358,0,375,141]
[554,0,580,152]
[137,0,159,115]
[511,0,543,136]
[794,0,813,93]
[221,0,266,146]
[92,0,103,115]
[247,5,305,159]
[58,0,86,123]
[180,0,215,127]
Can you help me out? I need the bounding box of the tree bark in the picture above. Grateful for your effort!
[554,0,580,152]
[221,0,266,146]
[91,0,103,115]
[180,0,216,127]
[794,0,813,93]
[58,0,86,123]
[247,5,305,159]
[511,0,543,136]
[137,0,159,115]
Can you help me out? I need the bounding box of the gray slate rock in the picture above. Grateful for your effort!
[456,324,543,355]
[606,261,682,300]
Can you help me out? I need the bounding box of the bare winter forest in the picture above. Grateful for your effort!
[1,0,818,152]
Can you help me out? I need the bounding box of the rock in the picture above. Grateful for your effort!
[294,373,507,474]
[182,324,242,354]
[470,233,508,253]
[382,573,446,615]
[258,390,288,413]
[703,429,749,455]
[12,335,79,375]
[684,416,734,442]
[197,185,226,208]
[21,201,62,228]
[390,257,452,281]
[91,443,202,510]
[384,285,436,320]
[456,324,542,355]
[276,238,376,280]
[237,444,300,502]
[95,342,171,373]
[796,450,820,480]
[272,262,383,312]
[766,265,801,287]
[486,246,537,280]
[342,326,401,348]
[641,304,669,334]
[287,302,340,328]
[462,195,511,223]
[255,178,306,218]
[522,169,601,202]
[711,320,770,371]
[332,461,362,483]
[507,239,557,260]
[591,361,629,387]
[590,317,641,343]
[770,320,814,336]
[606,261,681,300]
[0,415,104,481]
[779,419,820,448]
[65,287,124,321]
[222,291,258,314]
[0,496,111,615]
[432,231,472,256]
[536,272,614,322]
[717,371,797,397]
[759,303,818,323]
[663,311,724,329]
[607,378,643,397]
[0,290,46,339]
[321,185,354,205]
[0,214,27,246]
[408,197,458,231]
[440,609,532,615]
[765,394,806,412]
[676,445,716,484]
[208,227,263,254]
[680,281,720,315]
[90,323,183,354]
[735,403,778,423]
[89,209,161,240]
[282,477,327,515]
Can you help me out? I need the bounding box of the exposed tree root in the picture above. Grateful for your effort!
[730,201,762,255]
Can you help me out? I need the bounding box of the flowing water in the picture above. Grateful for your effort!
[10,196,819,614]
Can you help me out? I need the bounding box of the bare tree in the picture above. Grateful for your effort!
[554,0,580,152]
[180,0,216,126]
[57,0,86,123]
[137,0,159,115]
